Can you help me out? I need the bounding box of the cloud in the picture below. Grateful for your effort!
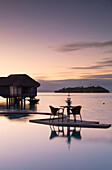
[96,58,112,65]
[81,74,112,79]
[104,50,112,54]
[71,65,103,69]
[56,40,112,52]
[71,58,112,70]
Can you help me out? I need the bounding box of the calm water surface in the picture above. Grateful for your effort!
[0,93,112,170]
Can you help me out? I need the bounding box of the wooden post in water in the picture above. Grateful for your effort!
[21,97,23,110]
[10,97,12,106]
[29,97,32,110]
[6,98,8,109]
[24,97,26,110]
[9,97,11,109]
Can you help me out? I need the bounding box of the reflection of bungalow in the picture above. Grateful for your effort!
[0,74,40,106]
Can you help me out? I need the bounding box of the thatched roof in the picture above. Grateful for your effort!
[0,74,40,87]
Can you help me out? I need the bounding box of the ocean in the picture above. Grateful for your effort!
[0,92,112,170]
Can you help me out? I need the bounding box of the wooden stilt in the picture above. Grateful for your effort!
[24,97,26,110]
[9,98,11,109]
[21,97,23,110]
[6,98,8,109]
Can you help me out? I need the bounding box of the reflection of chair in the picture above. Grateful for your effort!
[70,106,82,122]
[49,105,64,121]
[49,126,82,149]
[49,126,58,139]
[49,126,64,139]
[71,128,82,140]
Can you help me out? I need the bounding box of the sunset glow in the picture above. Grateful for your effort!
[0,0,112,90]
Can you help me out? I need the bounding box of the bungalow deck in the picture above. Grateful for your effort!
[29,117,111,129]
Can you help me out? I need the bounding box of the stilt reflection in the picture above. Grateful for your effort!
[0,101,38,121]
[0,102,38,111]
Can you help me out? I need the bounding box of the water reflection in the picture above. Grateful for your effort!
[0,101,39,121]
[49,125,82,149]
[0,113,35,121]
[0,93,112,170]
[3,114,30,120]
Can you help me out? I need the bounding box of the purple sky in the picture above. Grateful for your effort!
[0,0,112,91]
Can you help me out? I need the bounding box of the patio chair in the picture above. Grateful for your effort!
[49,105,64,121]
[70,106,82,122]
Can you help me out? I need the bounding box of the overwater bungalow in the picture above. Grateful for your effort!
[0,74,40,108]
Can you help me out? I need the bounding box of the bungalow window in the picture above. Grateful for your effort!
[30,87,35,94]
[17,87,21,95]
[13,87,17,95]
[10,86,17,96]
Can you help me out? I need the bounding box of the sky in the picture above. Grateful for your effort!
[0,0,112,91]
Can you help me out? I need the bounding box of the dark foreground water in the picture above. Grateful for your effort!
[0,93,112,170]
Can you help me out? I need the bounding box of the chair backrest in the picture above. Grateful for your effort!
[71,106,82,115]
[49,105,59,115]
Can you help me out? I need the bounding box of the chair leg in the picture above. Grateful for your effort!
[67,115,70,121]
[62,114,63,122]
[80,114,82,122]
[62,109,64,122]
[52,115,55,122]
[74,115,76,122]
[49,115,51,121]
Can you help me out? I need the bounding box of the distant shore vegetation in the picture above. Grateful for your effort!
[55,86,110,93]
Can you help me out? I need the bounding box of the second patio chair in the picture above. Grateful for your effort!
[70,106,82,122]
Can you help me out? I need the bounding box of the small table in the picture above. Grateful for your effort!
[60,105,75,120]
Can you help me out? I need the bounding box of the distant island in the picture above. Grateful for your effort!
[55,86,110,93]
